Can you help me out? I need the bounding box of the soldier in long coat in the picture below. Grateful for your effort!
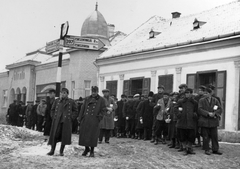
[47,88,78,156]
[123,96,135,138]
[78,86,106,157]
[31,100,39,130]
[140,93,154,140]
[44,89,55,141]
[198,88,222,155]
[8,100,18,126]
[115,94,127,137]
[99,89,117,143]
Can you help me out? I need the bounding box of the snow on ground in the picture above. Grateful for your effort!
[0,125,240,169]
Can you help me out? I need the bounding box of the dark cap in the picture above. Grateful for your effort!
[121,94,127,98]
[205,88,212,94]
[102,89,110,93]
[163,92,170,96]
[207,84,215,90]
[199,85,206,91]
[35,100,40,103]
[185,88,193,94]
[179,84,188,89]
[91,86,99,92]
[79,97,83,101]
[158,85,165,90]
[61,88,69,94]
[170,92,179,96]
[148,91,154,97]
[48,89,56,93]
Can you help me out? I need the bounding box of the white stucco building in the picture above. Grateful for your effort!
[95,1,240,133]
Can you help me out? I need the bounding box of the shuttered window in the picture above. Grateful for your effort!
[106,81,118,97]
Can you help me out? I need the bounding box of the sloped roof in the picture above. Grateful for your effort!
[109,31,127,46]
[99,0,240,59]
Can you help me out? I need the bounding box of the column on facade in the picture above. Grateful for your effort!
[99,76,105,92]
[118,74,124,98]
[233,60,240,130]
[150,70,157,92]
[175,67,182,91]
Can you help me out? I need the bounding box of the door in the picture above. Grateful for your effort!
[142,78,151,96]
[123,80,130,96]
[216,71,226,129]
[158,75,173,93]
[106,80,118,97]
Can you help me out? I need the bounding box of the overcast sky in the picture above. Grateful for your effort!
[0,0,233,71]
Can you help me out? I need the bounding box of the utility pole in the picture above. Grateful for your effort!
[56,21,69,97]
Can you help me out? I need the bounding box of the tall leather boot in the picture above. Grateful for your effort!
[60,144,65,156]
[89,147,95,157]
[47,142,56,156]
[82,146,90,156]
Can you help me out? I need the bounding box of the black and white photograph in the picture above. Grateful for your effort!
[0,0,240,168]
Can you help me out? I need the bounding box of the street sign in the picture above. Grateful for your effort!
[60,21,69,39]
[64,35,105,50]
[45,39,60,54]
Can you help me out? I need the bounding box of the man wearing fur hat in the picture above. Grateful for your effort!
[47,88,78,156]
[175,88,198,155]
[198,88,222,155]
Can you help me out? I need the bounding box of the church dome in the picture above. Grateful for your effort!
[81,3,109,39]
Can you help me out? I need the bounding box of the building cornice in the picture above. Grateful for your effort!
[35,59,70,71]
[96,35,240,67]
[0,71,9,78]
[6,60,41,70]
[98,55,240,77]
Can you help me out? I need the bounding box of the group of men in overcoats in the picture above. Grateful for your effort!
[113,84,223,156]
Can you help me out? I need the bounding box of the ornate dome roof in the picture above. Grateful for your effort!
[81,3,109,39]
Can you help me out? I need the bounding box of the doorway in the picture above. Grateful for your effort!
[131,79,143,95]
[198,72,216,87]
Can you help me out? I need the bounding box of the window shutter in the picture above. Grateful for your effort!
[187,74,197,93]
[142,78,151,96]
[123,80,130,96]
[216,71,226,129]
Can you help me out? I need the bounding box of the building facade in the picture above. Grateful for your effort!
[0,5,125,116]
[96,1,240,132]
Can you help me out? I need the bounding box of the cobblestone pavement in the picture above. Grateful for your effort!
[1,134,240,169]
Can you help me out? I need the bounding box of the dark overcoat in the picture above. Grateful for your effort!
[44,97,55,136]
[198,97,222,128]
[140,100,154,129]
[99,97,117,130]
[176,97,198,129]
[135,100,144,129]
[123,100,135,119]
[78,95,106,147]
[48,97,78,146]
[115,100,126,128]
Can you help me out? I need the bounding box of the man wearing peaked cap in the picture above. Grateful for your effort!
[198,87,222,155]
[132,93,141,139]
[102,89,110,93]
[78,85,106,157]
[207,84,221,105]
[115,94,127,138]
[194,85,206,147]
[47,87,78,156]
[178,84,188,100]
[151,85,165,143]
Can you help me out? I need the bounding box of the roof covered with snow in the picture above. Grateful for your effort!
[99,1,240,59]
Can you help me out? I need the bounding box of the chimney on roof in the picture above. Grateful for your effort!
[171,12,181,19]
[108,24,115,37]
